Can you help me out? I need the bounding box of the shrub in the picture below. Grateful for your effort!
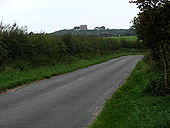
[0,23,143,70]
[144,70,169,96]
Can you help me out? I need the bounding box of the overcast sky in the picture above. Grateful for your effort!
[0,0,139,33]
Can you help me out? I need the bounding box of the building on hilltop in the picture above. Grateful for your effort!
[80,25,88,30]
[73,25,88,31]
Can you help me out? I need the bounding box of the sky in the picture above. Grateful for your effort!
[0,0,139,33]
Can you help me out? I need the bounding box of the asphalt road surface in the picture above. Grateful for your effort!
[0,55,143,128]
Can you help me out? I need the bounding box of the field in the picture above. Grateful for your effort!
[104,36,138,41]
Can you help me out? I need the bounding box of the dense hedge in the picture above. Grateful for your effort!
[0,23,143,69]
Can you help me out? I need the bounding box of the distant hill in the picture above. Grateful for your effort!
[51,29,135,37]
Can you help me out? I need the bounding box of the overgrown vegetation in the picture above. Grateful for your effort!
[0,51,142,91]
[131,0,170,95]
[90,60,170,128]
[0,23,143,91]
[143,54,169,96]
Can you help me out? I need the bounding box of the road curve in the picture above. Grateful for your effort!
[0,55,143,128]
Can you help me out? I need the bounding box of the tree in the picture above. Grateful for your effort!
[100,26,106,30]
[131,0,169,87]
[73,26,80,30]
[94,26,105,31]
[29,32,34,35]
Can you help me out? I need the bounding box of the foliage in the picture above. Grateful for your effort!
[0,22,144,91]
[143,54,170,95]
[0,23,28,65]
[131,0,169,89]
[0,23,143,70]
[0,51,143,91]
[144,70,170,96]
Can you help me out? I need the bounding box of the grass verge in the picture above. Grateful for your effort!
[90,61,170,128]
[0,50,143,92]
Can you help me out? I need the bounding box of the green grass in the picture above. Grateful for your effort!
[104,36,138,41]
[0,50,143,92]
[90,61,170,128]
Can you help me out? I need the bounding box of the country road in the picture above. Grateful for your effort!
[0,55,143,128]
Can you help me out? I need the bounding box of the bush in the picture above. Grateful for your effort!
[0,23,143,70]
[144,70,170,96]
[144,54,170,96]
